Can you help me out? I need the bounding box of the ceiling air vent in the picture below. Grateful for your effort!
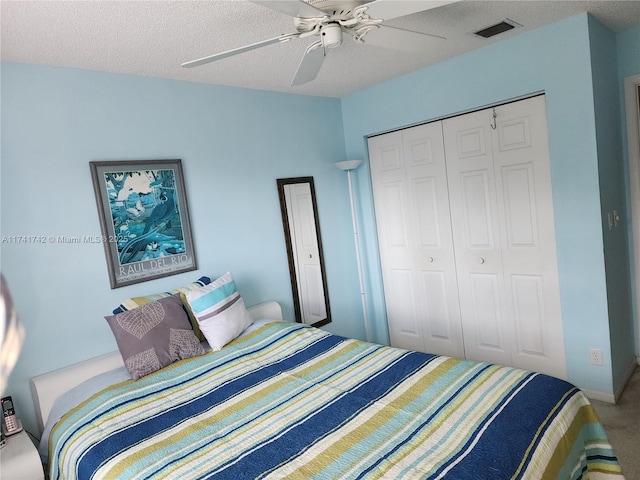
[472,19,521,39]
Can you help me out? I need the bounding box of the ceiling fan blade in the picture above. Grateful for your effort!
[182,33,299,68]
[291,42,325,86]
[250,0,327,18]
[362,0,460,21]
[361,25,444,53]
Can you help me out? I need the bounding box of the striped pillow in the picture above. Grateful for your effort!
[184,272,253,351]
[112,276,211,340]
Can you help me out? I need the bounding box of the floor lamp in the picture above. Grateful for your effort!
[335,160,371,342]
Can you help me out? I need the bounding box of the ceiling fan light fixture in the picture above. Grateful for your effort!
[321,23,343,48]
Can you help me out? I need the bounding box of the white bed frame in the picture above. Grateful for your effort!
[30,301,283,435]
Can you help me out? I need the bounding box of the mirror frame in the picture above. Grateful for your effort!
[277,177,331,327]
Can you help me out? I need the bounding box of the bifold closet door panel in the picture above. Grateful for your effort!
[443,96,566,378]
[368,123,465,358]
[490,96,565,379]
[442,109,513,367]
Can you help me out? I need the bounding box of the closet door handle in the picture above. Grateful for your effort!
[427,256,434,263]
[478,257,485,264]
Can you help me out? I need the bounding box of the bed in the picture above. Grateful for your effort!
[31,300,624,479]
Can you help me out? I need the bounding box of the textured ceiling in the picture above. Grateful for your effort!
[2,0,639,98]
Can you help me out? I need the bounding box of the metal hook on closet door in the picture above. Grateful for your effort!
[490,108,497,130]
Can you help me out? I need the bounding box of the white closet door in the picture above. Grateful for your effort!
[284,183,327,325]
[443,96,566,377]
[368,123,465,357]
[442,110,511,366]
[491,96,565,377]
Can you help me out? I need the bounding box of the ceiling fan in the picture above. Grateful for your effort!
[182,0,458,86]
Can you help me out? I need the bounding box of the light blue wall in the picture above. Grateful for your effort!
[617,25,640,356]
[617,25,640,85]
[341,13,624,395]
[588,16,636,390]
[0,63,361,433]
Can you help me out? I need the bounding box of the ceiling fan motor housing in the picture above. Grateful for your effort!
[321,23,343,48]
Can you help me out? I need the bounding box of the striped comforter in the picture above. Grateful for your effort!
[49,322,623,479]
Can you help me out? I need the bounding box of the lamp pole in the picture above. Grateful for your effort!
[335,160,371,342]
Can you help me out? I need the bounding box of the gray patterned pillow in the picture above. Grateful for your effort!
[105,294,205,380]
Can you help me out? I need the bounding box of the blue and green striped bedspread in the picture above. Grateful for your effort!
[49,321,624,479]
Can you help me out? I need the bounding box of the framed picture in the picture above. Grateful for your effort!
[90,159,197,288]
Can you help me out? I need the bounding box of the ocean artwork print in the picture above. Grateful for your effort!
[90,160,196,288]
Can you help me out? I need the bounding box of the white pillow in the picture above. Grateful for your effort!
[185,272,253,350]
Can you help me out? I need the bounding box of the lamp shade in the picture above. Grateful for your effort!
[335,160,362,171]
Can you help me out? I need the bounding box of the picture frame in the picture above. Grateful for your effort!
[90,159,197,288]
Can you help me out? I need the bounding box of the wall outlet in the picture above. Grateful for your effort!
[590,347,603,366]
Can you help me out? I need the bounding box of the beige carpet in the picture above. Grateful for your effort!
[590,365,640,480]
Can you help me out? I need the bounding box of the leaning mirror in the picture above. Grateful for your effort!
[277,177,331,327]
